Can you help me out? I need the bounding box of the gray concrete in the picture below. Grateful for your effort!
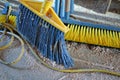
[0,35,120,80]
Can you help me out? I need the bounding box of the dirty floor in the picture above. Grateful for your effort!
[0,35,120,80]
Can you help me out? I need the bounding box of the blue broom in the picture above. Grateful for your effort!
[16,0,74,68]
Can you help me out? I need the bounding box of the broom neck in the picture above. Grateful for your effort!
[40,0,53,14]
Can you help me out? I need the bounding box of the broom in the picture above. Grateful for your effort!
[1,1,120,48]
[16,0,74,68]
[55,0,120,48]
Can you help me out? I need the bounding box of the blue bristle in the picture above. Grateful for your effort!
[53,42,59,63]
[35,19,42,48]
[25,11,32,42]
[53,29,61,64]
[17,5,24,32]
[61,34,74,68]
[58,41,63,64]
[38,21,48,57]
[42,23,49,57]
[47,26,55,60]
[62,39,74,68]
[21,6,28,35]
[18,5,39,46]
[27,13,37,44]
[33,16,40,45]
[17,4,74,68]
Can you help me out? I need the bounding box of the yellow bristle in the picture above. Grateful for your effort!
[77,25,80,41]
[65,24,74,41]
[65,24,120,48]
[97,29,100,44]
[72,25,75,40]
[0,15,6,23]
[73,25,79,41]
[70,25,74,40]
[9,15,16,27]
[95,28,98,44]
[112,31,116,47]
[115,32,119,47]
[101,29,104,46]
[109,31,112,46]
[112,31,115,47]
[0,15,16,27]
[82,26,86,42]
[107,30,111,46]
[116,32,119,47]
[91,28,95,44]
[88,27,92,44]
[118,32,120,47]
[85,27,89,42]
[80,26,83,42]
[103,30,107,45]
[113,31,118,47]
[79,26,82,42]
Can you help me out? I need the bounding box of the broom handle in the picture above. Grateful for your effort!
[40,0,53,14]
[65,0,70,19]
[65,0,70,12]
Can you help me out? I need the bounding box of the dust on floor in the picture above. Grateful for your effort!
[0,35,120,80]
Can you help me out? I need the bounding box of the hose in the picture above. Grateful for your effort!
[26,40,120,77]
[0,31,24,65]
[0,23,24,65]
[0,23,120,77]
[0,24,14,50]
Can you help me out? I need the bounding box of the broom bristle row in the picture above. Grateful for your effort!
[65,24,120,48]
[17,4,74,68]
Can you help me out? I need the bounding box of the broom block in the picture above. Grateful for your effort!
[19,0,69,33]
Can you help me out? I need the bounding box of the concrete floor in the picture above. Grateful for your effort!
[0,35,120,80]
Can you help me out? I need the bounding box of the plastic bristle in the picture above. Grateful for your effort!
[70,25,74,40]
[65,24,120,48]
[118,32,120,46]
[0,15,6,23]
[17,4,74,68]
[0,15,16,26]
[85,26,89,42]
[74,25,79,41]
[109,31,113,46]
[79,26,82,42]
[8,15,16,26]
